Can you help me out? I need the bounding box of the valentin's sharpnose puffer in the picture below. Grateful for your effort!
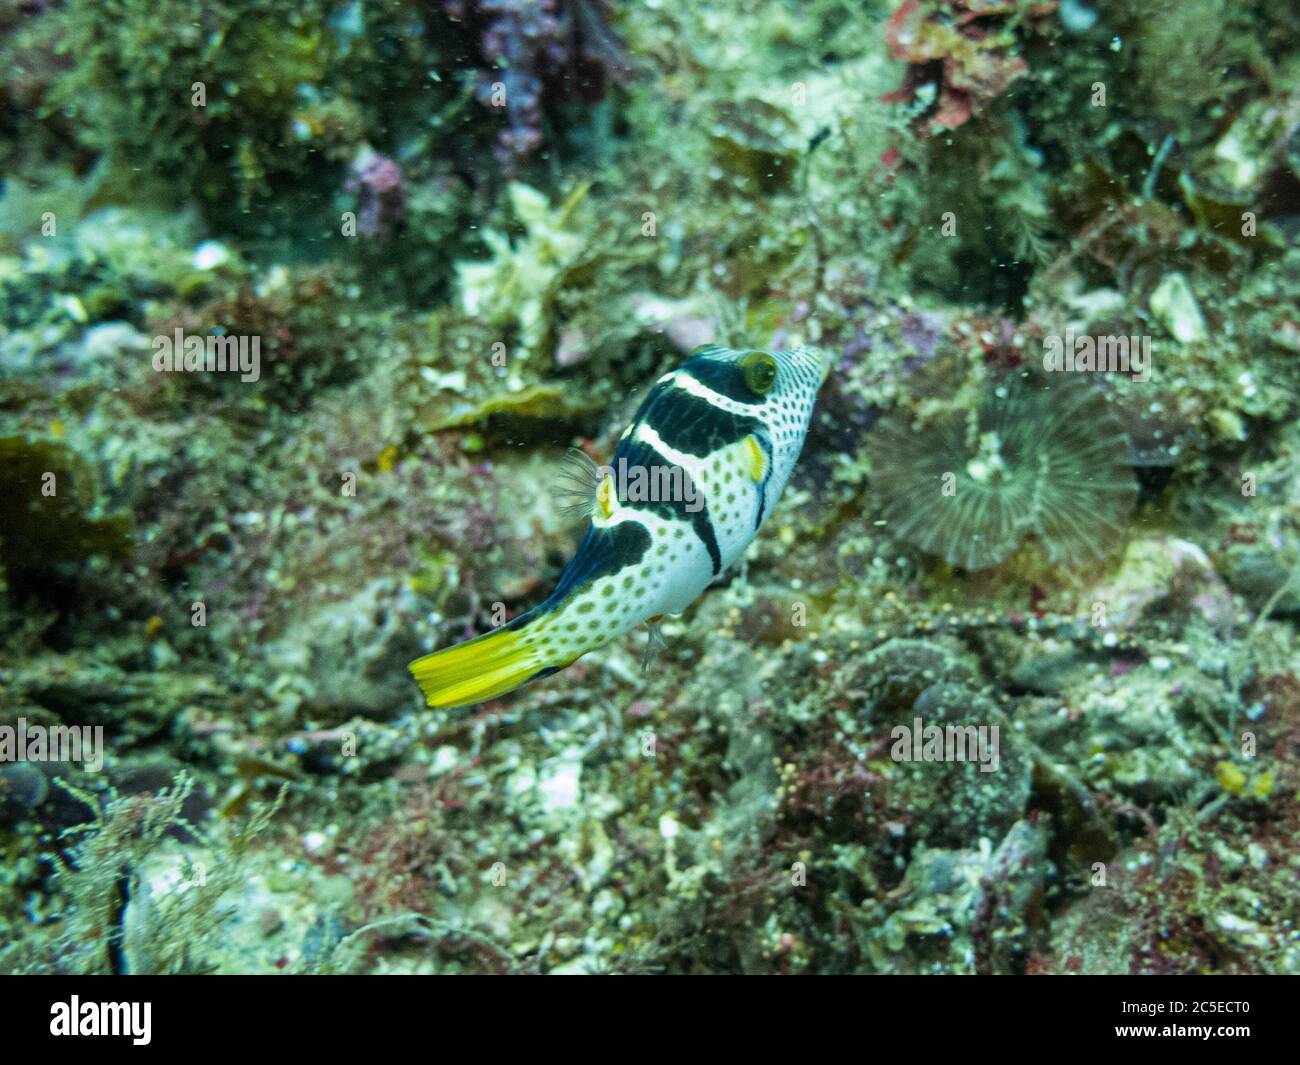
[409,344,830,709]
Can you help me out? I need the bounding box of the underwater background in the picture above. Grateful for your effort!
[1,0,1299,975]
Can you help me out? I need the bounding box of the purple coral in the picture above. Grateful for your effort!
[476,0,564,165]
[447,0,632,169]
[344,151,405,238]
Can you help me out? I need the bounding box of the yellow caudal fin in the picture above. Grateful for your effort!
[409,613,551,709]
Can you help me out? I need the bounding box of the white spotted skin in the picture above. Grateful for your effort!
[511,510,714,669]
[408,348,828,708]
[750,346,829,503]
[654,345,826,574]
[521,346,828,668]
[662,346,826,507]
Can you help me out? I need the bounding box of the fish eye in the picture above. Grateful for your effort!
[740,351,777,394]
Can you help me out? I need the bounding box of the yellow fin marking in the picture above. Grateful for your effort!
[596,473,615,520]
[409,625,542,709]
[743,435,767,482]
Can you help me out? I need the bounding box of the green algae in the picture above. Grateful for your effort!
[0,436,132,589]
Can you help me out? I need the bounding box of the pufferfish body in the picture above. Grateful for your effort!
[409,344,829,708]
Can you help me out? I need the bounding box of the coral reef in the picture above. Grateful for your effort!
[449,0,633,168]
[882,0,1054,132]
[2,0,1299,977]
[344,150,406,239]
